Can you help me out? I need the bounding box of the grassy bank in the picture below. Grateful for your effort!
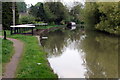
[10,35,57,78]
[2,39,14,74]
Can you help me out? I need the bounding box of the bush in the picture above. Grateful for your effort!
[84,2,120,35]
[19,15,35,24]
[95,2,120,35]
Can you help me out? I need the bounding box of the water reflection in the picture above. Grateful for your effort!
[40,28,118,78]
[81,31,118,78]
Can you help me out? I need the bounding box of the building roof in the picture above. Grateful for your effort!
[10,24,35,27]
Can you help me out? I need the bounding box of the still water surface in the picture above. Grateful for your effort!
[41,27,118,78]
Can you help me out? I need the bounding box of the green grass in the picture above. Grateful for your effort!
[2,38,14,75]
[0,38,2,76]
[1,30,11,37]
[9,35,57,78]
[2,39,14,63]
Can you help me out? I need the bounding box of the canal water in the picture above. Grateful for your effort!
[40,27,118,78]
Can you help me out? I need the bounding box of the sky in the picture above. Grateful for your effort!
[24,0,85,7]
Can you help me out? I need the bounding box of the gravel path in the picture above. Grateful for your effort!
[0,36,24,78]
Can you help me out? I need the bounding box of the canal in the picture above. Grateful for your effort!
[40,26,118,78]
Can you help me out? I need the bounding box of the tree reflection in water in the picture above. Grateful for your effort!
[80,31,118,78]
[40,28,118,78]
[41,28,84,57]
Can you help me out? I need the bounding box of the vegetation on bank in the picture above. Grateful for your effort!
[9,35,57,78]
[83,2,120,35]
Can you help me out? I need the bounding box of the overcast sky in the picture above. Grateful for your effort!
[24,0,85,7]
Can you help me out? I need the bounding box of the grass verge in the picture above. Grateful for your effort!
[9,35,57,78]
[2,38,14,74]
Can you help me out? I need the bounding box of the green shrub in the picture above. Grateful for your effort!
[95,2,120,35]
[19,15,35,24]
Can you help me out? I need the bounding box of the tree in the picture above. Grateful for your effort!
[36,3,45,21]
[83,2,101,29]
[29,5,38,18]
[29,2,70,24]
[44,2,70,24]
[95,2,120,35]
[2,2,13,30]
[70,2,83,23]
[15,3,19,25]
[16,2,27,13]
[29,2,45,21]
[2,2,19,30]
[43,3,56,23]
[0,2,2,24]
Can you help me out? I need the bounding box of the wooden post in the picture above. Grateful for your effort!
[17,27,19,33]
[4,30,6,40]
[14,28,16,34]
[32,27,33,35]
[10,27,13,35]
[18,28,20,33]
